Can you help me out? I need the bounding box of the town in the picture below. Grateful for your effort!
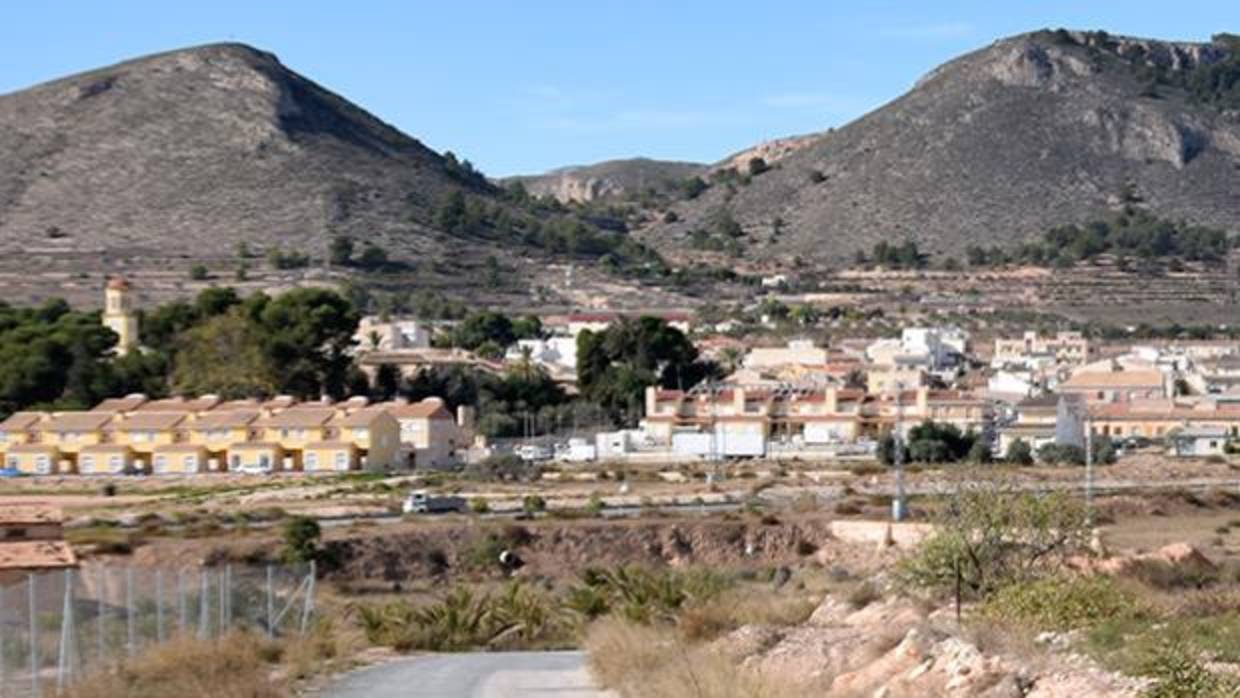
[3,277,1236,479]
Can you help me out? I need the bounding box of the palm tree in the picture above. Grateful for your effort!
[718,346,744,375]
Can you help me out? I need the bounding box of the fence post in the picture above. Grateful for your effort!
[218,568,226,637]
[198,569,209,640]
[156,569,165,643]
[97,567,107,665]
[57,568,75,691]
[0,582,7,694]
[265,565,274,639]
[300,561,316,634]
[224,565,232,628]
[126,567,135,655]
[29,573,38,698]
[178,570,188,632]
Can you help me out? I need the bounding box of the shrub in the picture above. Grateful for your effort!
[281,516,321,563]
[189,264,209,281]
[1141,643,1237,698]
[1005,439,1034,466]
[522,494,547,515]
[469,497,490,514]
[980,575,1142,631]
[846,582,882,610]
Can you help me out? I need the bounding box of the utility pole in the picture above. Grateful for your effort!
[892,383,907,522]
[1084,412,1094,527]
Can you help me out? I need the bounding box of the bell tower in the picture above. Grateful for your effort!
[103,276,139,356]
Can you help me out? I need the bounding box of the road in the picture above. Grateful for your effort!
[320,651,614,698]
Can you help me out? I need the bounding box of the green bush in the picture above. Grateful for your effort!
[980,575,1141,631]
[469,497,490,514]
[1141,643,1237,698]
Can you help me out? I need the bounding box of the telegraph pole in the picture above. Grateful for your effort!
[1084,412,1094,527]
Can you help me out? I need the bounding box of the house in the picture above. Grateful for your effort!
[302,441,359,472]
[3,444,60,475]
[327,406,400,470]
[0,412,47,452]
[191,409,262,463]
[383,398,466,468]
[355,316,433,352]
[996,395,1086,455]
[1087,399,1240,441]
[743,340,829,370]
[110,411,188,467]
[227,442,285,474]
[151,444,210,475]
[78,444,135,475]
[254,407,337,469]
[0,506,76,585]
[1167,426,1229,458]
[1059,368,1169,404]
[994,331,1090,366]
[43,412,113,467]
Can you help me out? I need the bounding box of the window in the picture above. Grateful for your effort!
[0,431,7,442]
[132,431,151,443]
[63,431,79,442]
[109,455,122,473]
[80,455,95,473]
[230,455,241,469]
[153,455,168,473]
[304,453,319,471]
[353,428,369,440]
[5,456,17,469]
[334,451,348,471]
[35,455,50,474]
[183,456,197,471]
[259,454,271,470]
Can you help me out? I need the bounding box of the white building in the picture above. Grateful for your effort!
[505,337,579,374]
[355,317,432,352]
[743,340,828,370]
[1167,426,1229,458]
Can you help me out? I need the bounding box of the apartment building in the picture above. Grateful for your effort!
[0,395,403,476]
[994,331,1091,366]
[642,385,991,453]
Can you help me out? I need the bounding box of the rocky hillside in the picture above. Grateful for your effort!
[640,30,1240,264]
[0,43,501,259]
[504,157,705,203]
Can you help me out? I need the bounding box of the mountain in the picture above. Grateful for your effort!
[0,43,680,307]
[0,43,496,259]
[504,158,706,203]
[638,30,1240,264]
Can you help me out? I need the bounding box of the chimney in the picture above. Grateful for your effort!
[825,387,838,413]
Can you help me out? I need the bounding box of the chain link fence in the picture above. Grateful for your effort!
[0,562,315,697]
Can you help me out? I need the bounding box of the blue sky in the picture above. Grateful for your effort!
[2,2,1237,176]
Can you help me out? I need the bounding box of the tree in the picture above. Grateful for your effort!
[329,236,355,266]
[747,157,770,176]
[170,312,276,398]
[452,312,516,352]
[900,486,1091,600]
[511,315,544,340]
[576,317,719,422]
[967,439,993,464]
[254,288,360,399]
[282,516,322,563]
[1005,439,1034,466]
[189,264,209,281]
[357,243,388,270]
[371,363,401,401]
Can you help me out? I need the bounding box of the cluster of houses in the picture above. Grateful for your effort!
[0,394,470,476]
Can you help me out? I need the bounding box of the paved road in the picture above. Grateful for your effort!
[320,651,614,698]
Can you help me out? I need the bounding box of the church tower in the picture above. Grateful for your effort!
[103,276,139,356]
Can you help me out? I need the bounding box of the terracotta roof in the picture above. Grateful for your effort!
[330,406,392,427]
[256,408,336,428]
[133,396,222,413]
[382,400,453,420]
[115,412,186,430]
[0,505,63,525]
[46,412,113,432]
[92,395,148,413]
[1062,370,1165,388]
[262,396,298,409]
[193,410,260,430]
[105,276,131,291]
[0,412,45,431]
[0,541,76,570]
[209,399,262,411]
